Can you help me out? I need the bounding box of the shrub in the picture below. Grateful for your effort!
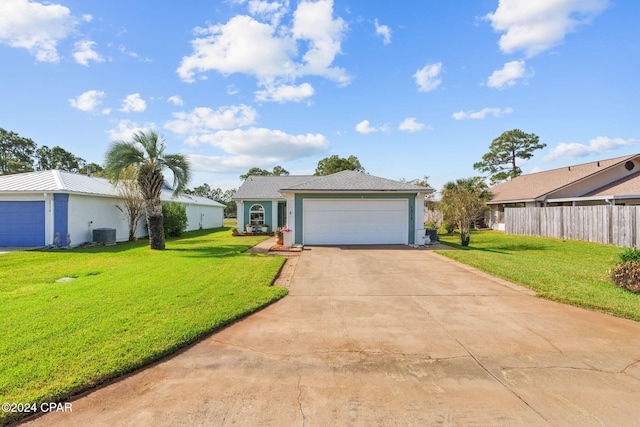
[162,202,187,238]
[610,261,640,293]
[619,247,640,263]
[441,221,456,234]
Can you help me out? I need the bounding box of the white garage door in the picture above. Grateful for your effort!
[303,199,408,245]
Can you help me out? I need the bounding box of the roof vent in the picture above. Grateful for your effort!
[597,161,600,167]
[625,161,635,171]
[568,166,571,171]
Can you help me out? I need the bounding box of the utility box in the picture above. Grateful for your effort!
[93,228,116,246]
[425,228,438,243]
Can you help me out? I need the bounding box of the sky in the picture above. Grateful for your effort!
[1,0,639,194]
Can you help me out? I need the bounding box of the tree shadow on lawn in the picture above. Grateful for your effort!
[438,240,551,254]
[164,244,265,258]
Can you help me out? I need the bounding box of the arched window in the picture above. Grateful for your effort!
[249,204,265,225]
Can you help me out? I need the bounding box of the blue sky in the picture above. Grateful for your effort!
[1,0,638,193]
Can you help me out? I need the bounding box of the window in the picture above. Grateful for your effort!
[249,204,265,225]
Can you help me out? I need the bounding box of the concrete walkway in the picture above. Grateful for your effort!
[22,245,640,426]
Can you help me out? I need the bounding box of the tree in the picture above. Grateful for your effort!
[35,145,86,172]
[473,129,545,185]
[0,127,36,174]
[114,166,145,242]
[314,155,364,176]
[186,184,237,217]
[79,162,105,177]
[440,177,492,246]
[105,130,190,250]
[239,165,289,180]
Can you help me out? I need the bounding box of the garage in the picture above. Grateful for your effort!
[0,201,45,246]
[303,199,408,245]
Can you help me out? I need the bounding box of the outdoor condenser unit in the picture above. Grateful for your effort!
[92,228,116,246]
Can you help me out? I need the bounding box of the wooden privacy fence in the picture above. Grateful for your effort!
[505,206,640,247]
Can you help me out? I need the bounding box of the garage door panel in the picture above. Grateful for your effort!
[303,199,408,245]
[0,201,45,246]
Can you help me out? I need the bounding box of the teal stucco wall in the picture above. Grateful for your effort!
[243,200,275,228]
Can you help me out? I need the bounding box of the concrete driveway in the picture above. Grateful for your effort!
[23,246,640,426]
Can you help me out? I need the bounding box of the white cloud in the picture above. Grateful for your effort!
[247,0,289,25]
[68,90,108,113]
[73,40,104,66]
[485,0,610,57]
[168,95,184,106]
[544,137,638,161]
[414,62,443,93]
[255,82,314,102]
[107,119,155,142]
[165,105,258,135]
[398,117,425,132]
[355,120,377,135]
[177,0,349,91]
[187,127,329,161]
[291,0,349,84]
[375,19,391,45]
[0,0,76,62]
[177,15,296,83]
[487,60,533,89]
[452,107,513,120]
[120,93,147,113]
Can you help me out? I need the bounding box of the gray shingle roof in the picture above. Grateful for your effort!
[488,154,639,203]
[281,170,429,192]
[0,170,224,207]
[232,175,315,199]
[233,171,431,200]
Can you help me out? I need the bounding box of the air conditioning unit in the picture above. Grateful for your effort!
[93,228,116,246]
[425,228,438,243]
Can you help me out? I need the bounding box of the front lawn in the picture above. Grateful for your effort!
[0,228,286,425]
[437,231,640,321]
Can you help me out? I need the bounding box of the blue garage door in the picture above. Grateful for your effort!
[0,201,46,246]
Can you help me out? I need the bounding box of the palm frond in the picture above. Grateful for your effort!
[161,153,191,195]
[104,142,145,183]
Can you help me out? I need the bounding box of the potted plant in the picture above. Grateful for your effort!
[246,223,253,233]
[261,223,268,233]
[276,227,284,245]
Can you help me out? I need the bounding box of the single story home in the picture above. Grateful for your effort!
[0,170,224,246]
[233,170,432,245]
[487,154,640,230]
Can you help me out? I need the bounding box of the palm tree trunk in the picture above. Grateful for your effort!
[145,196,165,250]
[138,165,166,250]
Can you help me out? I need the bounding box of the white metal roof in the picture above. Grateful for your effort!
[0,170,224,207]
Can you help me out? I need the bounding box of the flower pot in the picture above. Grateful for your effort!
[283,231,293,248]
[261,225,268,233]
[246,226,253,233]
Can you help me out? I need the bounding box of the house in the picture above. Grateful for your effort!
[233,170,432,245]
[0,170,224,246]
[487,154,640,230]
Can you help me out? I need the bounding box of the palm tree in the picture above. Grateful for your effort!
[440,177,492,246]
[105,131,190,250]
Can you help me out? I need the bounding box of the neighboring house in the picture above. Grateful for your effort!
[233,170,432,245]
[487,154,640,230]
[0,170,224,246]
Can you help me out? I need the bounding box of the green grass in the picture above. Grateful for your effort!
[437,231,640,321]
[0,228,286,425]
